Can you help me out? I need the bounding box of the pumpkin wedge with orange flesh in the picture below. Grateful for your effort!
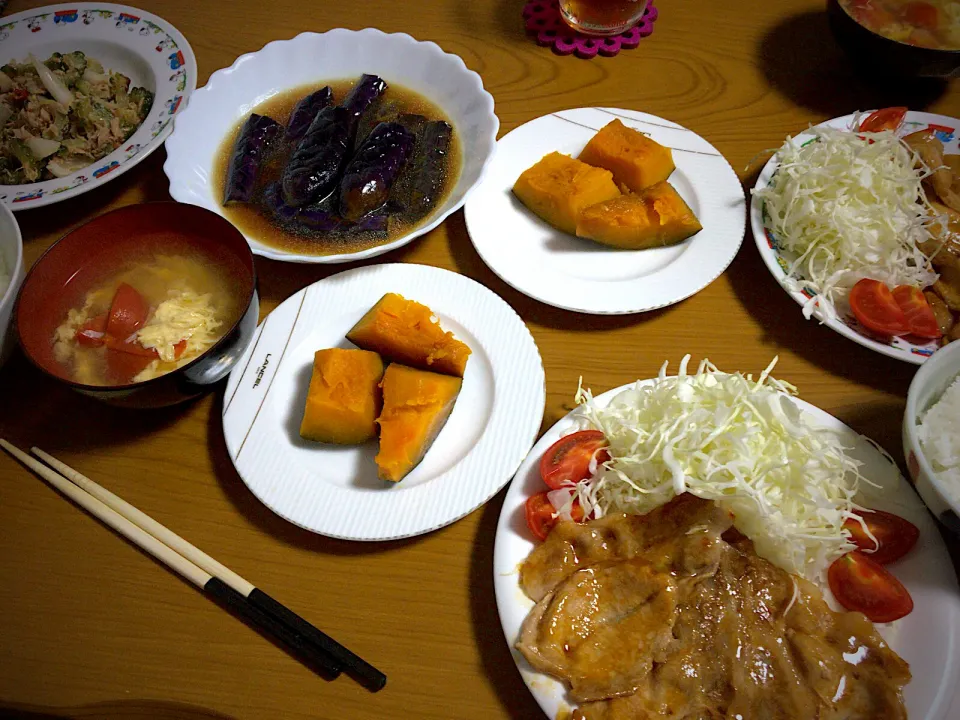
[346,293,471,377]
[576,181,701,250]
[513,151,621,234]
[300,348,385,444]
[376,363,462,482]
[578,119,675,193]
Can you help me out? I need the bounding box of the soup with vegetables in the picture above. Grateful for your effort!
[53,254,240,386]
[840,0,960,50]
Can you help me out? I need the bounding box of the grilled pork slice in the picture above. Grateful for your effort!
[516,496,911,720]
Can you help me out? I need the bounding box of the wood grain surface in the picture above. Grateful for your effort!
[1,0,959,718]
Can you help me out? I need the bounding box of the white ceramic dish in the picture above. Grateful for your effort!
[494,379,960,720]
[904,338,960,532]
[0,3,195,210]
[463,107,746,315]
[165,29,498,265]
[0,202,23,366]
[222,263,545,540]
[750,110,959,365]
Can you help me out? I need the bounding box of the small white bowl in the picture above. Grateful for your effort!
[0,3,196,210]
[0,203,24,367]
[904,340,960,532]
[164,29,499,264]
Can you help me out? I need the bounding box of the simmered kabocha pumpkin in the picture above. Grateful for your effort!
[578,119,675,193]
[346,293,471,377]
[512,151,621,234]
[375,364,463,482]
[299,348,385,444]
[576,181,702,249]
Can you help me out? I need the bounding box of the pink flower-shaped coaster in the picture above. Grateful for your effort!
[523,0,658,59]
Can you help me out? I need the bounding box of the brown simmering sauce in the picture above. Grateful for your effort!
[213,79,461,256]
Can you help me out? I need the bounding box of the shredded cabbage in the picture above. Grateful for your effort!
[752,121,939,321]
[564,356,866,582]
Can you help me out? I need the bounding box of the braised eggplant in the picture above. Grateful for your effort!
[407,120,453,215]
[341,74,387,131]
[217,76,457,257]
[286,86,333,140]
[340,121,415,221]
[223,113,281,205]
[281,105,352,206]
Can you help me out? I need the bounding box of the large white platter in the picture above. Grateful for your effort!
[464,107,746,314]
[494,379,960,719]
[0,3,195,209]
[223,263,545,541]
[750,110,960,365]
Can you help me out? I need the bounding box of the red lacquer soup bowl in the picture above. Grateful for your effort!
[16,202,258,408]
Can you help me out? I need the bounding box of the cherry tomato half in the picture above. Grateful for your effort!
[844,509,920,565]
[524,491,584,541]
[828,551,914,623]
[75,313,107,347]
[892,285,942,339]
[105,283,149,339]
[849,279,909,336]
[859,107,908,133]
[902,1,939,31]
[539,430,609,491]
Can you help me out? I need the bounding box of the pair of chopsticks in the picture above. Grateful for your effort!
[0,439,386,692]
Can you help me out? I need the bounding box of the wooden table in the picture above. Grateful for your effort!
[1,0,959,717]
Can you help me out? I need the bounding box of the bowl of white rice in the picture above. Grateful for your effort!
[905,341,960,533]
[0,202,24,367]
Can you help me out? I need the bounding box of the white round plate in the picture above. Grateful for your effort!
[463,107,746,315]
[750,110,959,365]
[0,3,195,210]
[222,263,545,540]
[493,380,960,719]
[165,29,498,264]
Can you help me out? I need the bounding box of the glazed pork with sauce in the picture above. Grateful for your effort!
[517,495,910,720]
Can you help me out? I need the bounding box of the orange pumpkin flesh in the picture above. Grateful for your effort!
[299,348,385,444]
[513,151,621,235]
[576,181,702,249]
[375,364,462,482]
[346,293,471,377]
[578,119,675,193]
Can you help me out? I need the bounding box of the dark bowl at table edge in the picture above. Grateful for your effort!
[827,0,960,78]
[14,202,259,409]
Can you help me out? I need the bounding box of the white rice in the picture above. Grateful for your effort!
[918,375,960,491]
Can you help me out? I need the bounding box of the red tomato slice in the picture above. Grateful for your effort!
[105,283,149,339]
[828,551,914,623]
[173,339,188,359]
[524,491,584,541]
[858,107,908,133]
[75,313,108,347]
[103,334,158,357]
[849,279,909,336]
[844,509,920,565]
[892,285,942,339]
[539,430,609,491]
[525,492,557,541]
[105,348,156,384]
[902,1,938,30]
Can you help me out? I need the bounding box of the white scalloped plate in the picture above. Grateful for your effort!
[222,263,545,540]
[165,29,498,264]
[0,3,195,210]
[463,108,746,315]
[750,110,960,365]
[494,380,960,719]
